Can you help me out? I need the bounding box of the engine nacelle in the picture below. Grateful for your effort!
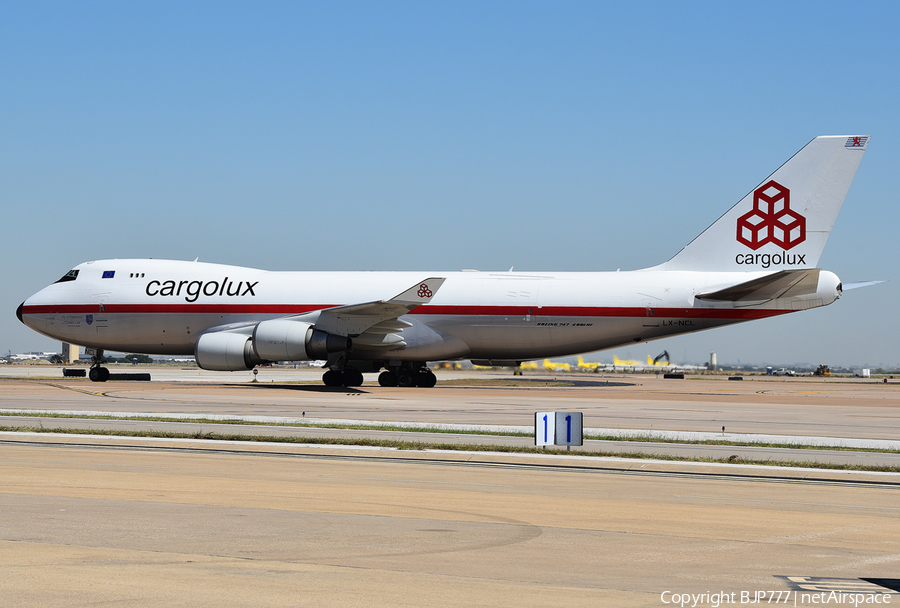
[195,331,264,371]
[252,319,351,362]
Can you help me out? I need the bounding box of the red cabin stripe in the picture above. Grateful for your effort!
[22,303,788,320]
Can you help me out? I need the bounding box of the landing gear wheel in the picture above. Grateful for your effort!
[415,369,437,388]
[396,371,415,388]
[89,367,110,382]
[378,371,397,387]
[322,370,342,387]
[341,369,364,387]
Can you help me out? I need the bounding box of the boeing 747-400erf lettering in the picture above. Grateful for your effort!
[18,135,872,386]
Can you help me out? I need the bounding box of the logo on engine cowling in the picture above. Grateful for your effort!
[736,180,806,251]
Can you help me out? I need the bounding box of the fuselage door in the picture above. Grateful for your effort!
[640,294,661,328]
[93,293,110,332]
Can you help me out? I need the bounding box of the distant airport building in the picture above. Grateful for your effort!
[62,343,80,363]
[709,352,717,370]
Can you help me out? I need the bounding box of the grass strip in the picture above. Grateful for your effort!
[0,411,529,435]
[2,424,899,473]
[0,411,898,455]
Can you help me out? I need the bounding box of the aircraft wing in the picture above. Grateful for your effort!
[313,277,446,338]
[695,269,820,304]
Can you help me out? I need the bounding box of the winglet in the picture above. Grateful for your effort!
[391,277,446,305]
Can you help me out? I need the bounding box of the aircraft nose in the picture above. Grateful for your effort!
[16,302,23,324]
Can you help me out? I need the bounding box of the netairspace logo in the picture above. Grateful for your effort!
[660,590,891,607]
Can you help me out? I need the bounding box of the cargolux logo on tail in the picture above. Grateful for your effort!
[737,181,805,250]
[735,180,808,268]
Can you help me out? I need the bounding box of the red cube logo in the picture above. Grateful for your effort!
[736,180,805,250]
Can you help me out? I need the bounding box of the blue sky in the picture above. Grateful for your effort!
[2,1,898,367]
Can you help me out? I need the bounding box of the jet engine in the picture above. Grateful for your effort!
[195,320,350,371]
[194,331,264,371]
[252,319,350,362]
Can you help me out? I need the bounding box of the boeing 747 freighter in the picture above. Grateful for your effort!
[18,136,872,386]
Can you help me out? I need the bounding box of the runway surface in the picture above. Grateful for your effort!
[1,367,899,606]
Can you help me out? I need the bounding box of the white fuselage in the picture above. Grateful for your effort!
[19,259,841,363]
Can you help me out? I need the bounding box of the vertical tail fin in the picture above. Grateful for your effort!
[656,136,869,272]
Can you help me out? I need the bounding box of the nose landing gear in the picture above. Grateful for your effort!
[88,349,110,382]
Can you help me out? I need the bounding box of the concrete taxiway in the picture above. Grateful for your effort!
[1,367,899,464]
[1,368,899,606]
[2,435,899,607]
[2,414,900,467]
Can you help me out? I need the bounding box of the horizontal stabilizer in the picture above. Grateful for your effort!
[842,280,886,291]
[696,269,820,303]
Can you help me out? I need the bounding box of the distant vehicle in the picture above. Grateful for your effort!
[771,368,795,376]
[814,364,832,377]
[648,351,671,367]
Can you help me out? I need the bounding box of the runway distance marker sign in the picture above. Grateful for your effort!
[535,412,583,448]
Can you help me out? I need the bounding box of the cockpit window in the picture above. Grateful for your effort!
[54,269,79,283]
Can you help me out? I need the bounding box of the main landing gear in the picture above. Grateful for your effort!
[319,363,437,388]
[322,368,364,387]
[377,365,436,388]
[88,350,110,382]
